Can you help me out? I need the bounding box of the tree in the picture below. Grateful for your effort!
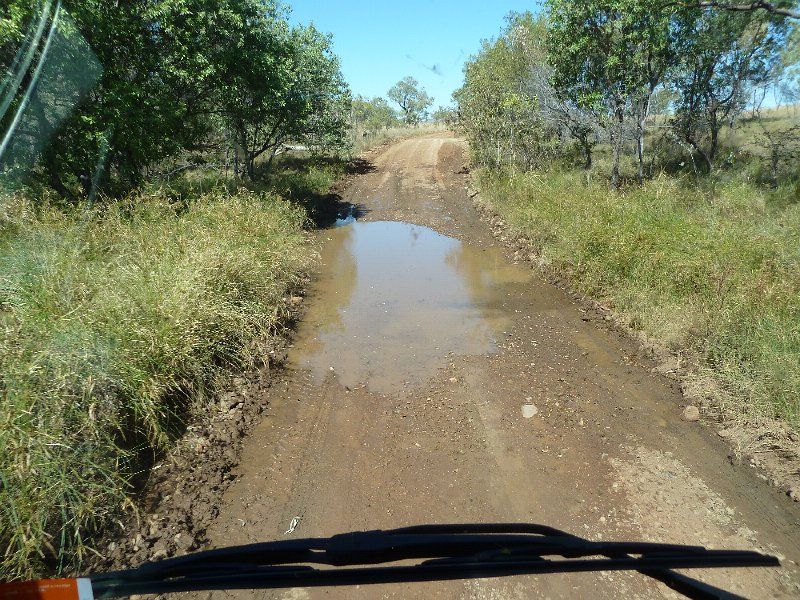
[524,63,603,171]
[779,26,800,106]
[454,12,559,169]
[547,0,676,187]
[387,76,433,125]
[669,7,790,172]
[691,1,800,19]
[0,0,352,191]
[431,105,455,124]
[351,95,399,133]
[1,0,200,196]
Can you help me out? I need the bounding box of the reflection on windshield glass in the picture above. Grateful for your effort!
[1,1,102,196]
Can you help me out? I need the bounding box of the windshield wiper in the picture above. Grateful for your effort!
[87,523,777,600]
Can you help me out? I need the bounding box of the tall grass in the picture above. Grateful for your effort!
[0,186,311,578]
[477,168,800,426]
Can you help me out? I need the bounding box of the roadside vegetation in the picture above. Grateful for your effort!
[0,186,312,577]
[0,0,389,580]
[0,0,438,578]
[455,5,799,429]
[349,78,438,153]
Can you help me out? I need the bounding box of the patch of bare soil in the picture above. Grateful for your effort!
[94,134,800,600]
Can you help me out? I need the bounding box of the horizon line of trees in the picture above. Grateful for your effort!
[350,76,447,134]
[454,2,800,188]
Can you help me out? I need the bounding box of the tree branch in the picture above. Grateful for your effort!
[697,1,800,19]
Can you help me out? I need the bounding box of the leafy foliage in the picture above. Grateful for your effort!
[670,6,790,171]
[547,0,677,185]
[455,4,798,187]
[454,13,557,169]
[387,76,433,125]
[351,95,400,132]
[0,0,352,195]
[0,186,312,578]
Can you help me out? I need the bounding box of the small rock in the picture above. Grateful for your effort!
[290,296,303,307]
[522,404,538,419]
[173,532,194,553]
[132,533,145,549]
[682,405,700,422]
[449,377,458,383]
[718,428,733,438]
[653,356,681,375]
[789,488,800,502]
[150,540,170,560]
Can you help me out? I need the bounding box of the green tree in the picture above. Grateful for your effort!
[454,12,556,169]
[154,0,350,179]
[688,1,800,20]
[547,0,676,187]
[431,105,455,124]
[2,2,169,195]
[1,0,351,191]
[387,76,433,125]
[351,95,399,132]
[669,6,789,171]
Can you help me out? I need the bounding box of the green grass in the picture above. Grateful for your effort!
[476,167,800,426]
[0,184,312,579]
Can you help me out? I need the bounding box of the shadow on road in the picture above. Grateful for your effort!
[345,157,378,176]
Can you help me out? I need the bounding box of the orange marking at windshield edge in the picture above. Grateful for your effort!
[0,579,93,600]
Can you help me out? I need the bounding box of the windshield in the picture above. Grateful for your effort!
[1,1,799,599]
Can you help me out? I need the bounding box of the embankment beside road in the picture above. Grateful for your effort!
[473,166,800,496]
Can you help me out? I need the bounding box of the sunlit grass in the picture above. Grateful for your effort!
[349,123,447,154]
[477,167,800,426]
[0,185,311,578]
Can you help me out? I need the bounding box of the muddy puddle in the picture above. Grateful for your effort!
[290,221,531,393]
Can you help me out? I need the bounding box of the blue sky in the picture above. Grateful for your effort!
[286,1,543,109]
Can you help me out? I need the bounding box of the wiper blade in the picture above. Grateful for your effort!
[86,524,778,600]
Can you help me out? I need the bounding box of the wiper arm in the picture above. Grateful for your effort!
[85,523,778,600]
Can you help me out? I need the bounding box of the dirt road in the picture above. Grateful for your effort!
[195,134,800,599]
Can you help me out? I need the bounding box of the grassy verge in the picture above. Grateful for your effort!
[0,183,313,579]
[476,167,799,427]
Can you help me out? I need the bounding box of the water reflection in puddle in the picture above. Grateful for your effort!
[291,221,531,393]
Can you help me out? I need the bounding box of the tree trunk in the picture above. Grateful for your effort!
[612,142,621,189]
[611,107,624,190]
[45,165,74,202]
[697,145,713,173]
[246,152,255,180]
[708,114,719,169]
[636,91,654,185]
[637,131,645,185]
[581,137,592,171]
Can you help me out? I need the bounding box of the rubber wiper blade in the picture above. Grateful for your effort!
[88,523,779,600]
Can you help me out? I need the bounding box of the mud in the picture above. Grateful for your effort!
[97,134,800,599]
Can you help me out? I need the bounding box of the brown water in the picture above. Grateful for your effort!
[291,221,532,393]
